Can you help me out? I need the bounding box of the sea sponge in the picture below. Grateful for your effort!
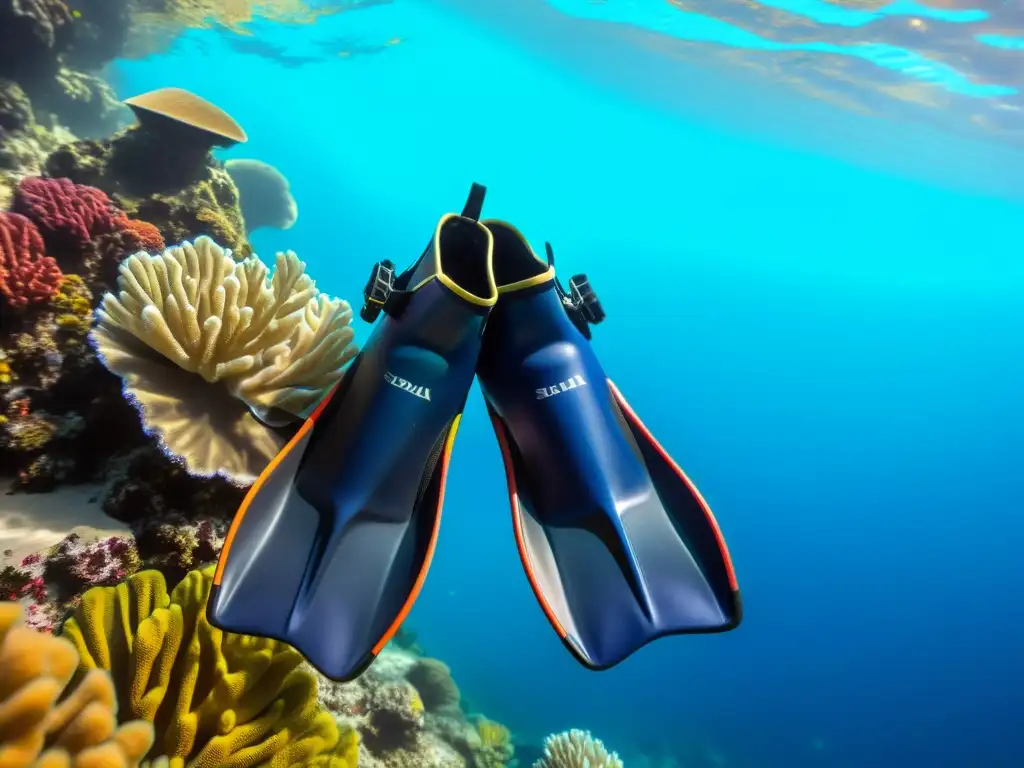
[89,236,357,481]
[0,600,155,767]
[532,729,622,768]
[59,565,358,767]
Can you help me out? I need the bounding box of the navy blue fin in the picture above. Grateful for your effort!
[477,220,741,670]
[209,210,496,681]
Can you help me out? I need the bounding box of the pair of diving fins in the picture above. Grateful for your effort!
[208,183,742,682]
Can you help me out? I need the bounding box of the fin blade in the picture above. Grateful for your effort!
[490,383,741,671]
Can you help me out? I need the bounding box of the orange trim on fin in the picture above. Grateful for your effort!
[213,382,342,587]
[607,378,740,592]
[489,410,570,640]
[370,414,462,656]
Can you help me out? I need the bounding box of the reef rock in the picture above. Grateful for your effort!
[318,646,516,768]
[0,0,73,83]
[45,135,249,255]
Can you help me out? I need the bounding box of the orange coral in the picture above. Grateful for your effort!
[0,602,155,767]
[117,218,164,253]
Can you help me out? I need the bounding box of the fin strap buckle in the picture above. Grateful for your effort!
[360,259,397,323]
[545,242,606,340]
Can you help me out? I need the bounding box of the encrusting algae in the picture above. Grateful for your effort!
[57,565,358,768]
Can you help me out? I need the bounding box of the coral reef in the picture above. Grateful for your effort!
[0,0,73,83]
[0,210,62,310]
[406,657,462,712]
[45,135,250,256]
[532,730,624,768]
[0,175,187,491]
[89,236,358,481]
[225,158,298,234]
[59,565,358,766]
[43,88,251,255]
[13,175,122,252]
[0,600,155,766]
[317,645,518,768]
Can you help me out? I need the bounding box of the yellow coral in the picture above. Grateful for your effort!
[474,718,514,768]
[10,415,56,452]
[51,275,94,338]
[0,601,155,767]
[59,566,356,768]
[0,359,12,385]
[477,719,511,749]
[409,691,424,718]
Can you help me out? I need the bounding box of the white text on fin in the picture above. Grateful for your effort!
[385,372,432,401]
[536,375,587,400]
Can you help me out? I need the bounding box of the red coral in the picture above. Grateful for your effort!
[0,212,63,311]
[13,177,123,253]
[116,217,165,253]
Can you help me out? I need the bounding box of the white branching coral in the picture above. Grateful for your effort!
[91,236,358,482]
[533,729,624,768]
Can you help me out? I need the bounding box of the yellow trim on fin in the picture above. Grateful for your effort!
[410,213,498,307]
[479,219,555,293]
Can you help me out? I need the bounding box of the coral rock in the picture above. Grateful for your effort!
[407,657,462,712]
[44,138,251,256]
[0,0,73,81]
[0,78,34,133]
[0,211,62,311]
[225,158,298,234]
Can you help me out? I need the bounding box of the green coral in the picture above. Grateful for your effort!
[59,565,358,767]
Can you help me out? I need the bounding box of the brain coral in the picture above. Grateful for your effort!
[59,565,359,768]
[0,600,155,767]
[89,236,357,481]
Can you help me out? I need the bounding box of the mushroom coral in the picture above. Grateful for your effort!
[532,729,623,768]
[0,601,155,767]
[89,236,357,482]
[110,88,246,195]
[58,565,359,768]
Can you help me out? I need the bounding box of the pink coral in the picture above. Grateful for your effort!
[0,212,63,311]
[12,176,123,253]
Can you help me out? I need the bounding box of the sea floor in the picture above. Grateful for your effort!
[0,480,130,566]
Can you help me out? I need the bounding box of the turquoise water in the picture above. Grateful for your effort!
[120,0,1024,764]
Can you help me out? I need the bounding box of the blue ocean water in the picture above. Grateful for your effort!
[118,0,1024,765]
